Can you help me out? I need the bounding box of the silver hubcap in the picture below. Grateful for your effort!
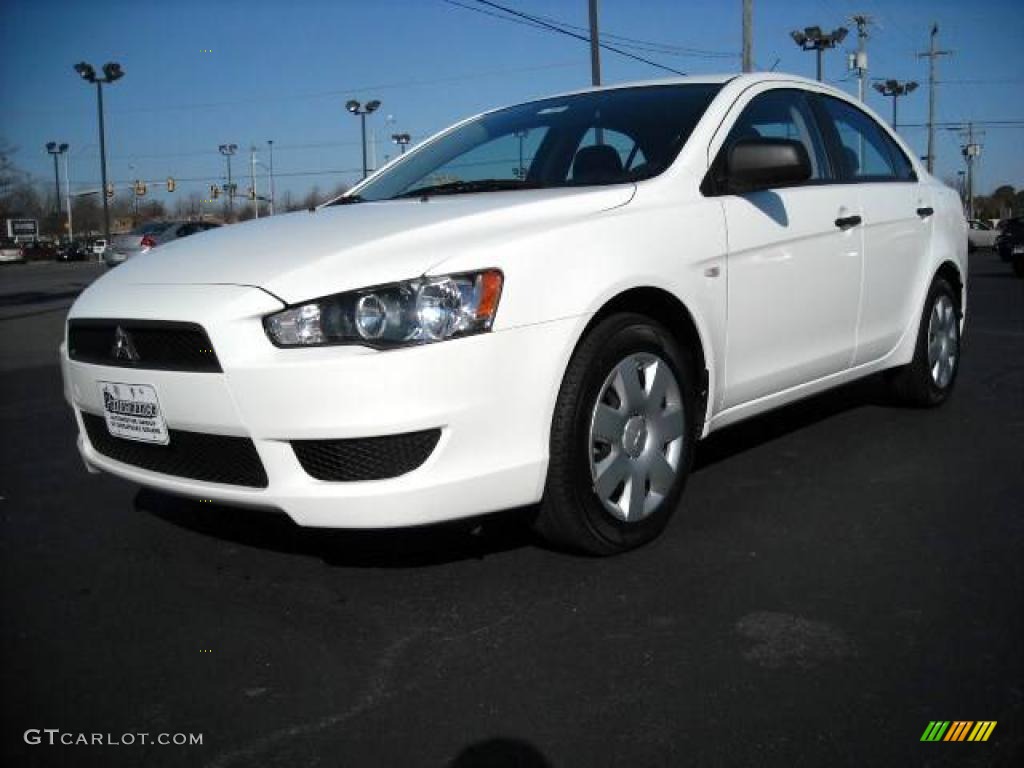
[588,353,685,522]
[927,294,958,389]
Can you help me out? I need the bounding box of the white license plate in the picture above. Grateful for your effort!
[98,382,169,445]
[1013,245,1024,255]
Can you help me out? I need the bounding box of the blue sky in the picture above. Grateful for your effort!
[2,0,1022,205]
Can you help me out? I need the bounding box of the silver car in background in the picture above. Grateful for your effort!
[104,220,220,266]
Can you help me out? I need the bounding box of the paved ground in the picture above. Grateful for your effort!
[1,257,1022,767]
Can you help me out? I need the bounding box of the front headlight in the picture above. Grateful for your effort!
[264,270,503,348]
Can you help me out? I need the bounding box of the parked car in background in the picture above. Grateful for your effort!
[994,217,1024,276]
[61,73,967,555]
[967,218,999,251]
[0,238,25,264]
[22,239,59,262]
[104,220,221,266]
[57,240,93,262]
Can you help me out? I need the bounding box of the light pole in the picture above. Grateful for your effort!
[346,99,381,179]
[872,79,918,128]
[63,148,73,241]
[218,143,237,219]
[391,133,411,155]
[74,61,123,244]
[790,26,848,81]
[45,142,68,228]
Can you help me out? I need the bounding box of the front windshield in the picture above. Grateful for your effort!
[347,84,722,202]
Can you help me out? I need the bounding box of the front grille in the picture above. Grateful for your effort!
[81,412,267,488]
[68,320,222,372]
[292,430,441,481]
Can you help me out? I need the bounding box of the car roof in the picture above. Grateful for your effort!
[536,71,841,100]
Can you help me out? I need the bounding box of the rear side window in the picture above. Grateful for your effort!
[717,89,832,183]
[818,96,915,182]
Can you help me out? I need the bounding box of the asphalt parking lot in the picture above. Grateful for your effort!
[1,257,1022,767]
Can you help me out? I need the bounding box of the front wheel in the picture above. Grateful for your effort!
[888,276,961,407]
[534,313,696,555]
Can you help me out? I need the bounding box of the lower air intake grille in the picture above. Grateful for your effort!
[81,412,268,488]
[292,430,441,481]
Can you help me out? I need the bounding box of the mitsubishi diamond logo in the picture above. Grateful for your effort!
[112,326,139,362]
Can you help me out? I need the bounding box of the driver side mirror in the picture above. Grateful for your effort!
[725,138,812,193]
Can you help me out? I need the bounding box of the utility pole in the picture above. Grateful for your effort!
[917,23,952,174]
[954,123,983,218]
[742,0,753,73]
[267,140,275,216]
[850,14,872,101]
[588,0,601,86]
[219,143,237,220]
[250,145,259,220]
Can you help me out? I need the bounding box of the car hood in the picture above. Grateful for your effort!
[96,186,635,303]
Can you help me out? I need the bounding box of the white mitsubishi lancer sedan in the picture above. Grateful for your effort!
[61,73,967,554]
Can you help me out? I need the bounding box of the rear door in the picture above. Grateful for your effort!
[710,86,864,409]
[814,94,932,365]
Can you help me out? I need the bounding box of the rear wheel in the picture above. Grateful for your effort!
[535,313,696,555]
[888,276,961,406]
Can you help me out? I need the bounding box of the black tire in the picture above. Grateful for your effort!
[887,276,961,407]
[534,313,697,555]
[1013,258,1024,278]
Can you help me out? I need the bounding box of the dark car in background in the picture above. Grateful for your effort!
[56,240,93,262]
[104,220,221,267]
[994,217,1024,277]
[21,240,59,262]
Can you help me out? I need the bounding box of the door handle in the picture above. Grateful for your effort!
[835,215,862,230]
[916,207,934,218]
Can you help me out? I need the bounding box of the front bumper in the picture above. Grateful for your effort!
[62,284,581,528]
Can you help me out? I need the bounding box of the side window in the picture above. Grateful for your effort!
[819,96,913,181]
[176,224,195,238]
[720,89,831,182]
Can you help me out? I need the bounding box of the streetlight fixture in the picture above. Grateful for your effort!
[74,60,123,243]
[346,99,381,179]
[872,79,918,128]
[218,143,238,219]
[391,133,411,154]
[790,26,848,81]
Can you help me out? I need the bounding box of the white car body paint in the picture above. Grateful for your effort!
[61,73,966,528]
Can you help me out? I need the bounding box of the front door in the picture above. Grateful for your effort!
[714,88,863,409]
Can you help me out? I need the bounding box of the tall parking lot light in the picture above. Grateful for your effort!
[391,133,411,155]
[219,144,238,219]
[790,26,848,81]
[872,79,918,129]
[45,142,68,222]
[74,61,123,244]
[346,99,381,179]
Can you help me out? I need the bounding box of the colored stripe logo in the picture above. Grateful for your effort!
[921,721,996,742]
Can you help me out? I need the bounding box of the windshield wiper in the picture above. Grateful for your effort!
[392,179,541,199]
[329,194,364,206]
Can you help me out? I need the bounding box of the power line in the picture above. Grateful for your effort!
[514,5,738,57]
[445,0,688,76]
